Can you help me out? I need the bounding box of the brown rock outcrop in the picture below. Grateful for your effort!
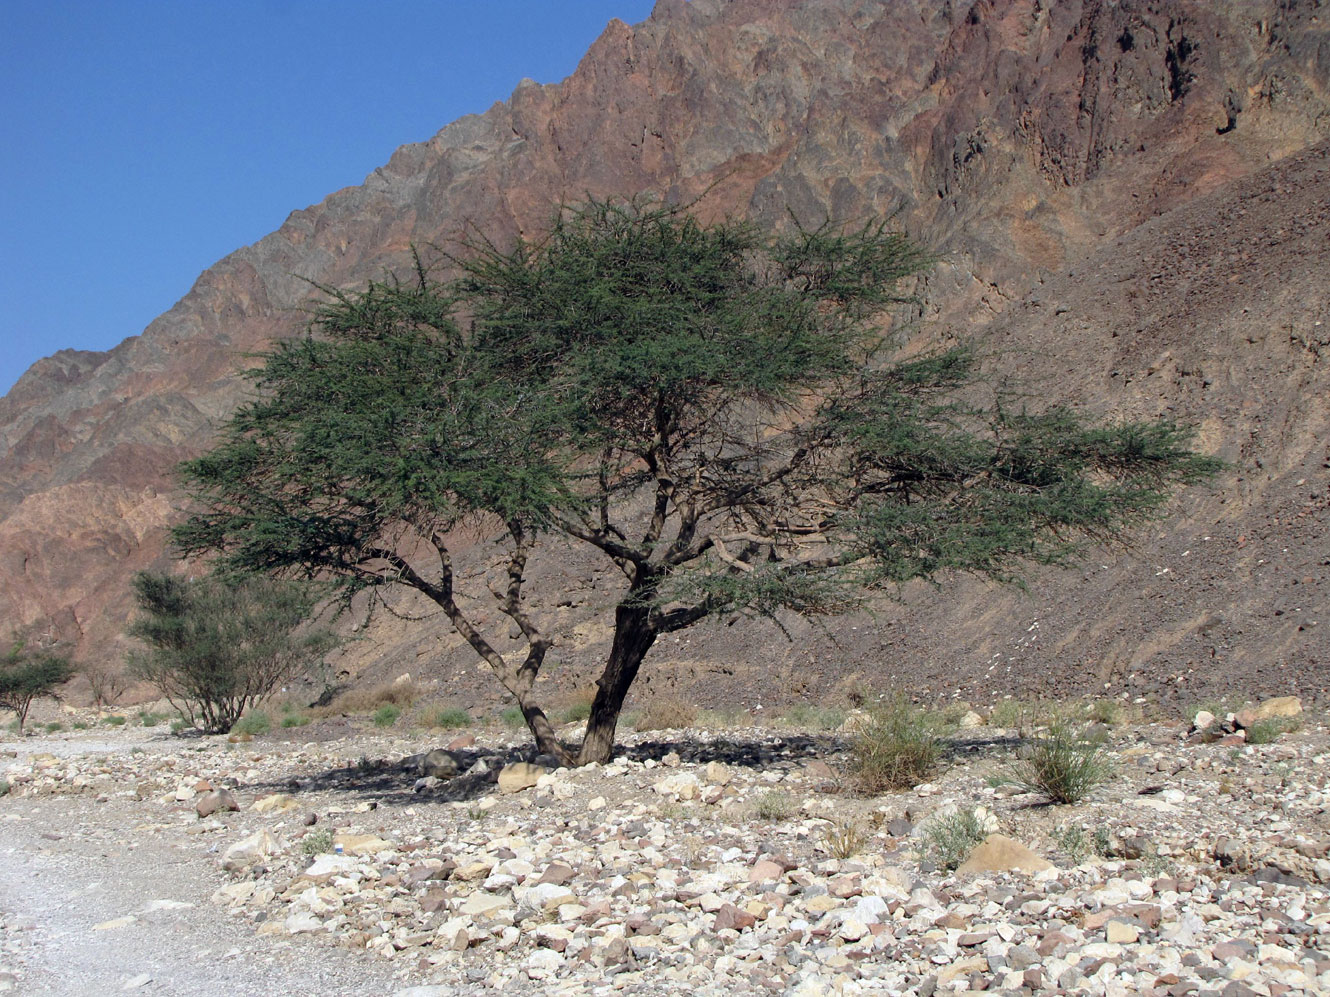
[1,0,1326,707]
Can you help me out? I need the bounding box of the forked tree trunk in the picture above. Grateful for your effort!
[576,602,658,765]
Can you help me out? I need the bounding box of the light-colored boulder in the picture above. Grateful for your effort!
[222,829,281,871]
[956,834,1052,876]
[252,793,299,814]
[498,762,549,793]
[332,833,392,856]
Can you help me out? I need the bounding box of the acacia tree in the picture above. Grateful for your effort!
[0,635,72,733]
[127,572,338,733]
[176,199,1219,764]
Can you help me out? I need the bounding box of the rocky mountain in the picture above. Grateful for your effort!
[2,0,1327,709]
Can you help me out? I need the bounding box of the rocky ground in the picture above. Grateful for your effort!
[2,702,1329,997]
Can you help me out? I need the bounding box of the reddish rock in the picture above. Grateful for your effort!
[713,903,757,932]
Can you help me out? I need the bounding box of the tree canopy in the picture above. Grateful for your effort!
[127,571,338,733]
[0,635,72,733]
[176,198,1220,763]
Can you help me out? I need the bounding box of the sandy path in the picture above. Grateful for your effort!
[0,793,410,996]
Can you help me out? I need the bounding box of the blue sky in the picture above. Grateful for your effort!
[0,0,657,396]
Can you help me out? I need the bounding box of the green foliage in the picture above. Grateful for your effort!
[1004,723,1114,804]
[280,712,310,728]
[418,705,470,729]
[500,706,525,730]
[372,704,401,728]
[103,714,126,727]
[137,710,167,727]
[753,790,794,821]
[0,780,9,797]
[231,712,271,736]
[1246,716,1301,744]
[1053,823,1114,864]
[126,571,337,735]
[301,829,333,856]
[782,703,847,731]
[170,718,186,734]
[922,809,989,871]
[172,195,1220,764]
[44,722,63,733]
[850,696,950,793]
[0,637,73,733]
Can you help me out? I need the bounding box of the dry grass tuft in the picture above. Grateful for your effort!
[313,680,422,717]
[634,697,698,732]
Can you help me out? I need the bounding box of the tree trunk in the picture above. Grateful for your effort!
[577,602,657,764]
[519,698,574,766]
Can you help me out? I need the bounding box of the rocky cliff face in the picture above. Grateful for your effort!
[2,0,1327,706]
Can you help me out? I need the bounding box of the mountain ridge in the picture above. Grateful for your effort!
[2,0,1326,708]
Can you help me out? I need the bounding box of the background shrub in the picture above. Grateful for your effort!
[231,711,271,736]
[127,571,337,734]
[850,696,950,793]
[1005,722,1113,803]
[634,697,698,732]
[372,704,401,728]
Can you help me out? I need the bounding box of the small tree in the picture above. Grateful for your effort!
[81,660,126,710]
[176,198,1220,764]
[127,571,337,733]
[0,636,73,733]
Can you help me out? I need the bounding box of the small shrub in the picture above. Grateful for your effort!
[320,680,421,716]
[281,713,310,728]
[1053,823,1113,864]
[559,700,593,724]
[784,703,848,731]
[753,790,794,821]
[1006,723,1113,804]
[230,712,271,736]
[137,711,166,727]
[420,705,471,729]
[635,697,698,732]
[103,714,127,727]
[0,779,9,797]
[849,696,950,793]
[170,718,187,734]
[694,706,745,728]
[301,829,333,855]
[72,721,89,730]
[372,704,401,728]
[1245,716,1301,744]
[44,722,64,733]
[1085,698,1123,725]
[922,808,988,871]
[500,706,524,729]
[820,816,866,859]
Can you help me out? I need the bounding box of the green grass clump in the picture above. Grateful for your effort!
[1245,716,1301,744]
[0,779,9,797]
[230,712,271,736]
[72,721,89,730]
[850,696,950,793]
[1004,723,1113,804]
[420,705,471,730]
[372,704,401,728]
[170,718,187,734]
[44,722,64,733]
[137,710,168,727]
[301,829,333,855]
[500,706,525,729]
[922,808,989,871]
[1053,823,1113,864]
[1085,698,1123,725]
[753,790,794,821]
[281,713,310,728]
[102,714,127,727]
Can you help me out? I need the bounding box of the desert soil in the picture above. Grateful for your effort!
[2,704,1329,997]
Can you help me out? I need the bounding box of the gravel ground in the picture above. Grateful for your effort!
[2,707,1329,996]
